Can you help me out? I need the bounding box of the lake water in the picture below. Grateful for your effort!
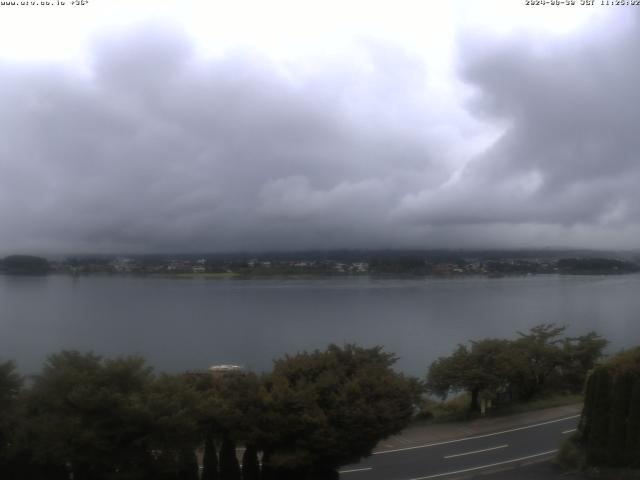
[1,274,640,376]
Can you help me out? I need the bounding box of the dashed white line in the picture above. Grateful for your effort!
[373,415,579,455]
[443,444,508,459]
[562,428,577,434]
[339,467,373,474]
[409,449,558,479]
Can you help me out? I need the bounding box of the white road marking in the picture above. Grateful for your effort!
[562,428,577,434]
[339,467,373,474]
[396,437,413,445]
[443,444,508,459]
[409,449,558,479]
[373,415,580,455]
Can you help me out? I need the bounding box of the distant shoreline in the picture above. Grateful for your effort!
[3,270,640,280]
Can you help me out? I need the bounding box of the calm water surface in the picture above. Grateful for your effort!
[1,274,639,376]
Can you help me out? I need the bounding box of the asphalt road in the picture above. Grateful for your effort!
[339,414,580,480]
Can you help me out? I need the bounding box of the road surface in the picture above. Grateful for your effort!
[339,413,579,480]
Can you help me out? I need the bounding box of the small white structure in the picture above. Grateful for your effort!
[209,364,243,379]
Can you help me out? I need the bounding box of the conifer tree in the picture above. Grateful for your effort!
[219,436,241,480]
[202,433,219,480]
[624,382,640,466]
[579,370,596,437]
[260,451,276,480]
[0,361,21,479]
[578,347,640,468]
[586,367,612,464]
[607,372,633,465]
[241,445,260,480]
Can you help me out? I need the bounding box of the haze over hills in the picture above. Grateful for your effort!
[33,248,640,262]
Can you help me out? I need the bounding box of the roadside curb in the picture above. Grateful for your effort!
[375,404,583,453]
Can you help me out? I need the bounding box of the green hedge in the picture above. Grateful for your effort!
[579,347,640,468]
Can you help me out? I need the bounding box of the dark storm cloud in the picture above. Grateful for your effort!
[0,24,464,253]
[398,13,640,244]
[1,18,640,254]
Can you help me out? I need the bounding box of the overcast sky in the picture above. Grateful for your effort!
[0,1,638,254]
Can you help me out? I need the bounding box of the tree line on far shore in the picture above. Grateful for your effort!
[2,253,639,277]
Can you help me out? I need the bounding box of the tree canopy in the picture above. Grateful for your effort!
[427,324,608,412]
[8,351,205,480]
[1,255,49,274]
[0,344,421,480]
[427,339,516,412]
[258,344,422,477]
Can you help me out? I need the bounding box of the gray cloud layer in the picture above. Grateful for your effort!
[405,15,640,229]
[1,18,639,254]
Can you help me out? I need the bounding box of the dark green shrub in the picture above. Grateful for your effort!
[557,433,586,471]
[201,433,218,480]
[579,347,640,469]
[241,445,260,480]
[219,436,241,480]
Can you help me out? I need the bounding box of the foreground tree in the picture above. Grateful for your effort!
[512,324,568,399]
[578,347,640,468]
[20,352,204,480]
[258,344,421,478]
[241,445,260,480]
[196,370,263,479]
[201,431,219,480]
[141,373,206,478]
[207,371,264,447]
[22,352,158,479]
[219,435,241,480]
[0,361,22,477]
[428,325,608,413]
[427,339,520,412]
[176,448,199,480]
[2,344,427,479]
[561,332,609,392]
